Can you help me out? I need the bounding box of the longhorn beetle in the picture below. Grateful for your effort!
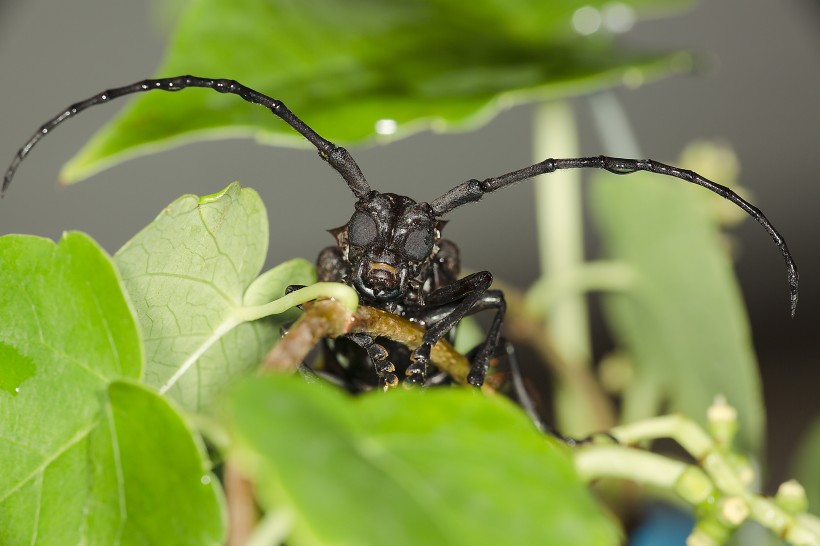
[3,76,799,390]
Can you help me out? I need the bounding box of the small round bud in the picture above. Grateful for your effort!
[775,479,808,514]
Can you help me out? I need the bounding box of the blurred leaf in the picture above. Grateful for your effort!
[63,0,693,181]
[589,169,763,452]
[792,417,820,515]
[452,316,485,354]
[0,232,142,544]
[114,182,316,412]
[227,375,620,546]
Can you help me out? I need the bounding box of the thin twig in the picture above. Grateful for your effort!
[225,460,257,546]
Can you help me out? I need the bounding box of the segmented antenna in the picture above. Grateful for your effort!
[431,156,798,316]
[3,77,798,316]
[2,76,372,199]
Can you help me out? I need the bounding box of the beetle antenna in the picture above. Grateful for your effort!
[430,155,798,316]
[2,76,372,199]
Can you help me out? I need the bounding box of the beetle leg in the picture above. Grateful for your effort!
[284,284,307,311]
[407,271,504,387]
[345,333,398,389]
[493,339,545,431]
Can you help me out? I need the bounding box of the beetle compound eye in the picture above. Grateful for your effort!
[404,229,434,261]
[348,211,378,247]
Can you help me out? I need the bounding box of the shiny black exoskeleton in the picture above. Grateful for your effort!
[2,76,799,390]
[315,191,504,387]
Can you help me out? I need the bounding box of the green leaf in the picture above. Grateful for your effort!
[0,233,225,545]
[62,0,693,181]
[0,233,130,543]
[244,256,316,308]
[227,375,619,546]
[0,232,142,544]
[114,182,316,411]
[452,316,485,355]
[589,170,763,452]
[85,381,225,545]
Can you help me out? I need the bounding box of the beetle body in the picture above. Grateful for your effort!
[311,190,505,388]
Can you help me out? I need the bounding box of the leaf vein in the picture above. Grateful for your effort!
[0,424,95,505]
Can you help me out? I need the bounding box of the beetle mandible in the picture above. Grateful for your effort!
[3,76,799,390]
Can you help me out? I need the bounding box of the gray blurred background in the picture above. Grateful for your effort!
[1,0,818,484]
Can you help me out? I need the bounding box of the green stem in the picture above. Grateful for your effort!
[244,509,293,546]
[611,414,713,458]
[599,414,820,546]
[159,282,357,394]
[533,100,601,434]
[574,445,714,505]
[534,100,591,364]
[238,282,359,322]
[523,260,636,317]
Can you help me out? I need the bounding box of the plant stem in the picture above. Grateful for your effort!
[239,282,359,322]
[244,509,293,546]
[523,260,636,316]
[588,92,642,157]
[574,445,714,505]
[225,461,258,546]
[533,100,600,435]
[534,100,591,364]
[597,413,820,546]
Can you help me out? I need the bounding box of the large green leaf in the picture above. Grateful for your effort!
[0,232,224,545]
[227,375,619,546]
[0,232,142,545]
[63,0,693,181]
[589,170,763,452]
[114,182,316,411]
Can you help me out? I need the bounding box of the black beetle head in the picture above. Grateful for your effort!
[337,192,439,302]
